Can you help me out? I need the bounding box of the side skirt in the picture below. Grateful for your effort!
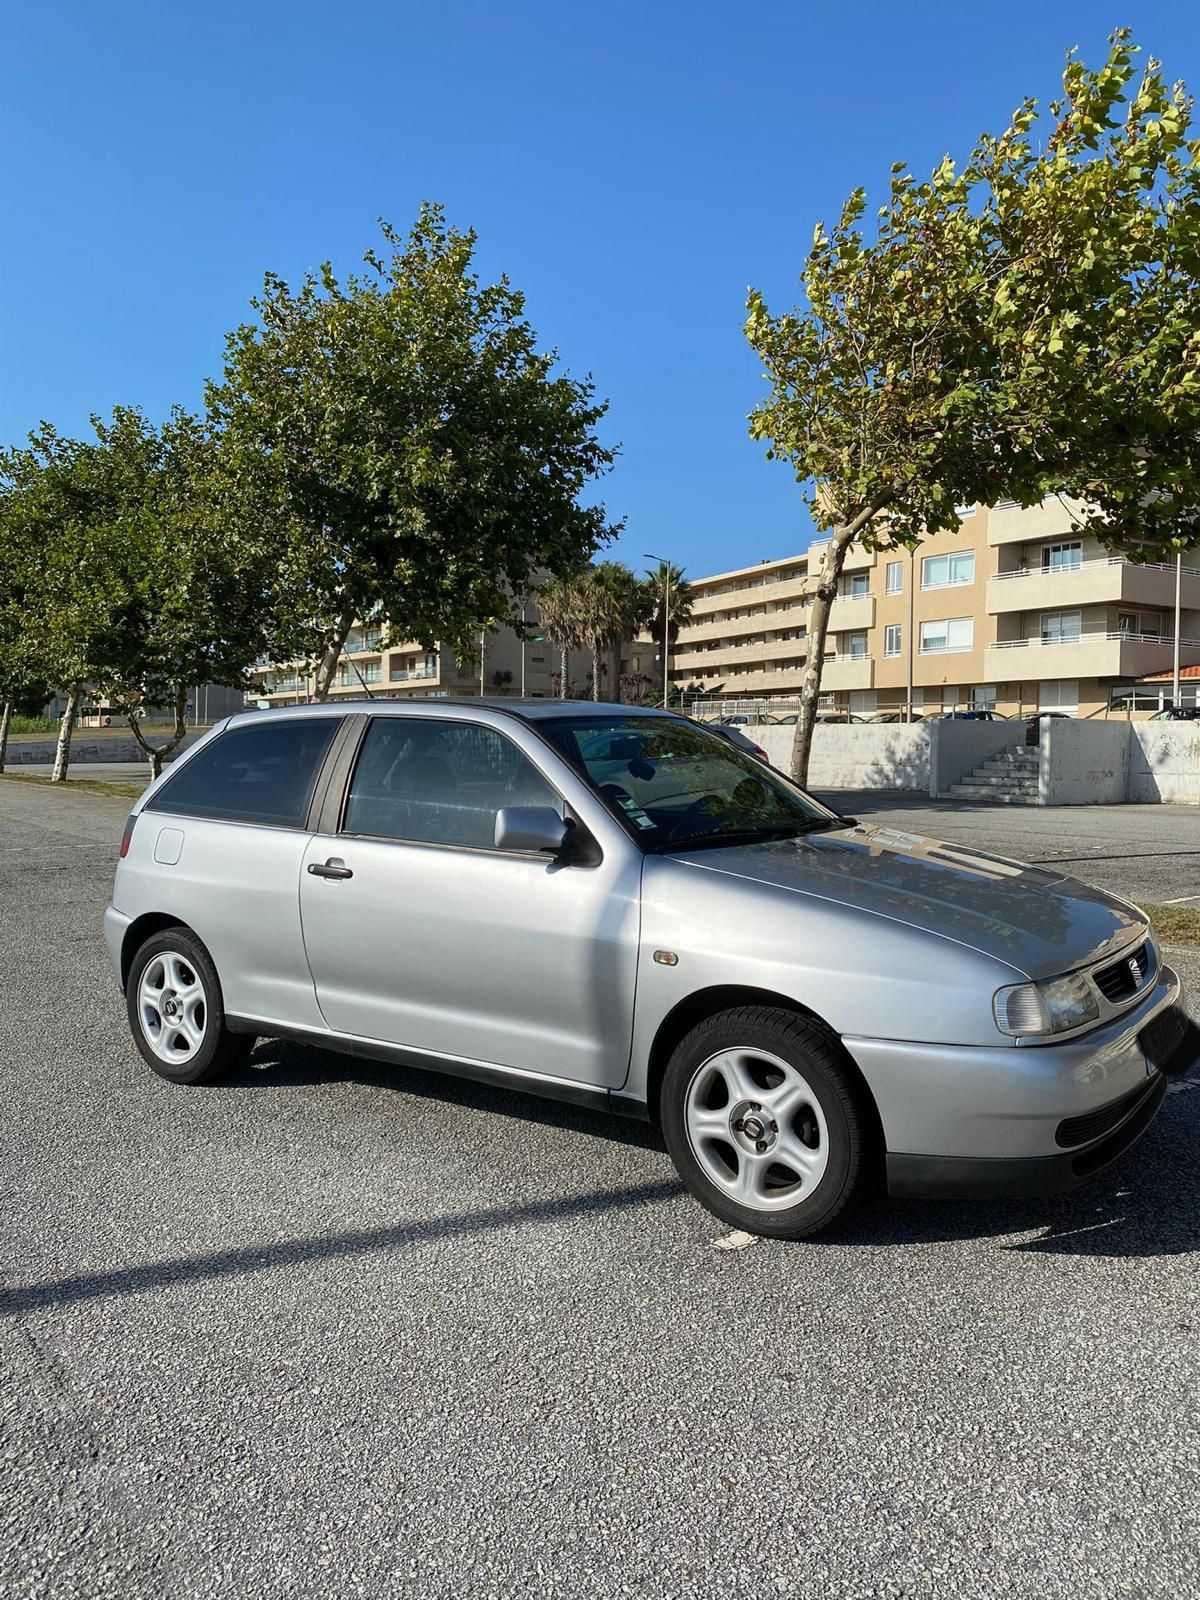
[224,1014,650,1123]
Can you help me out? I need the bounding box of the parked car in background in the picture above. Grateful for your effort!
[868,711,923,724]
[703,721,771,763]
[106,699,1196,1241]
[772,712,866,726]
[1150,707,1200,721]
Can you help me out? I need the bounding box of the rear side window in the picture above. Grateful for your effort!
[147,718,340,827]
[342,718,560,849]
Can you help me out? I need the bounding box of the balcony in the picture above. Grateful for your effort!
[677,604,808,644]
[389,665,439,683]
[987,498,1087,546]
[688,571,811,618]
[988,557,1200,615]
[346,634,384,654]
[673,637,808,674]
[828,594,875,631]
[821,656,874,691]
[983,631,1200,684]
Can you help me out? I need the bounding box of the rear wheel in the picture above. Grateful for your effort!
[126,929,252,1085]
[660,1006,868,1239]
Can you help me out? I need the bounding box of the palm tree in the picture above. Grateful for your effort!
[644,561,694,705]
[586,561,649,702]
[535,575,588,698]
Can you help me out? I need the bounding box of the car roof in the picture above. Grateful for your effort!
[226,696,678,730]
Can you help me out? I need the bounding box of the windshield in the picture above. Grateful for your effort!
[538,715,839,851]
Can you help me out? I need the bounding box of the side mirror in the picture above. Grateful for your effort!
[494,806,569,856]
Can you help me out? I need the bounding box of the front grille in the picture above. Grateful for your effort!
[1093,940,1152,1004]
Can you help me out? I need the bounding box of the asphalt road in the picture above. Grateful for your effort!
[3,781,1200,1600]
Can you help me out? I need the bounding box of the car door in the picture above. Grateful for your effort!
[297,713,643,1088]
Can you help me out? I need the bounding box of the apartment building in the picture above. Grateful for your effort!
[248,616,592,707]
[671,500,1200,718]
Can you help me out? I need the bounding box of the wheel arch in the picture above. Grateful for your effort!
[120,912,195,990]
[644,985,884,1150]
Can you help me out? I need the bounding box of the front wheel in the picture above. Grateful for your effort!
[126,929,251,1085]
[660,1006,868,1239]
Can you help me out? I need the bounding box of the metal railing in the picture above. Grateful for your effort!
[389,666,438,683]
[990,630,1200,649]
[991,556,1200,581]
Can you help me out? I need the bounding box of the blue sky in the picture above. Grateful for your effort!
[2,2,1197,579]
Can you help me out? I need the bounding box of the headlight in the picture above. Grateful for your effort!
[993,970,1101,1039]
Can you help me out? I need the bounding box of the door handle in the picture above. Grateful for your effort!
[308,858,354,880]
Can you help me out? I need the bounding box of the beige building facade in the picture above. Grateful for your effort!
[248,615,593,707]
[671,500,1200,719]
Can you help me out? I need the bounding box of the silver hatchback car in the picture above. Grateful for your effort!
[105,700,1195,1239]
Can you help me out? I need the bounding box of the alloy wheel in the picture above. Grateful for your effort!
[684,1047,830,1210]
[137,950,207,1065]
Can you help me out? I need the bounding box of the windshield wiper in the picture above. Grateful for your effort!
[657,818,840,853]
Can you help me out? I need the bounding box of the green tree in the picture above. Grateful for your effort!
[643,562,694,705]
[0,425,132,781]
[92,409,276,778]
[745,29,1200,784]
[208,204,619,699]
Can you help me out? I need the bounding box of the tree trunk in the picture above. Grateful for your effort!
[128,684,189,782]
[591,643,601,700]
[0,698,10,774]
[313,607,356,702]
[559,645,568,698]
[789,501,889,787]
[51,684,83,783]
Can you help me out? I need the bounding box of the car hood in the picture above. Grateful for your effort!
[674,822,1146,981]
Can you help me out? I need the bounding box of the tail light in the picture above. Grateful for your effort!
[119,814,137,859]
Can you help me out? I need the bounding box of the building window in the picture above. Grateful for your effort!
[843,572,869,597]
[1040,610,1081,644]
[844,631,869,659]
[921,552,975,589]
[884,624,902,657]
[1118,612,1137,636]
[968,685,997,710]
[1041,541,1082,573]
[1039,680,1079,715]
[885,561,902,595]
[919,617,973,654]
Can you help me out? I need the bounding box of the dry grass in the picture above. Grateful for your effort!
[0,772,144,800]
[1143,904,1200,948]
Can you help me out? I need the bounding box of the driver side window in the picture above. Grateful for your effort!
[342,718,560,849]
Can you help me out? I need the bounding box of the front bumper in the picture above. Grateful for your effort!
[842,965,1196,1198]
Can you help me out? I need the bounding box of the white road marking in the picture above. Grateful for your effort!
[1161,894,1200,905]
[711,1229,761,1252]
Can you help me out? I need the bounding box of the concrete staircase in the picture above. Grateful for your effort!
[946,744,1040,804]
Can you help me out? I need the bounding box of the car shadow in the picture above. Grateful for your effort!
[835,1097,1200,1258]
[225,1035,665,1154]
[229,1040,1200,1260]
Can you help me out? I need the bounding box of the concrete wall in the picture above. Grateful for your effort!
[1039,720,1130,805]
[1129,724,1200,805]
[4,734,202,766]
[757,723,931,791]
[928,721,1023,798]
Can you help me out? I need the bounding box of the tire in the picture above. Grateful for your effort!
[126,928,252,1086]
[659,1005,868,1240]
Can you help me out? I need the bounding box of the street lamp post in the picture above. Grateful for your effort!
[1173,552,1182,709]
[644,552,671,708]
